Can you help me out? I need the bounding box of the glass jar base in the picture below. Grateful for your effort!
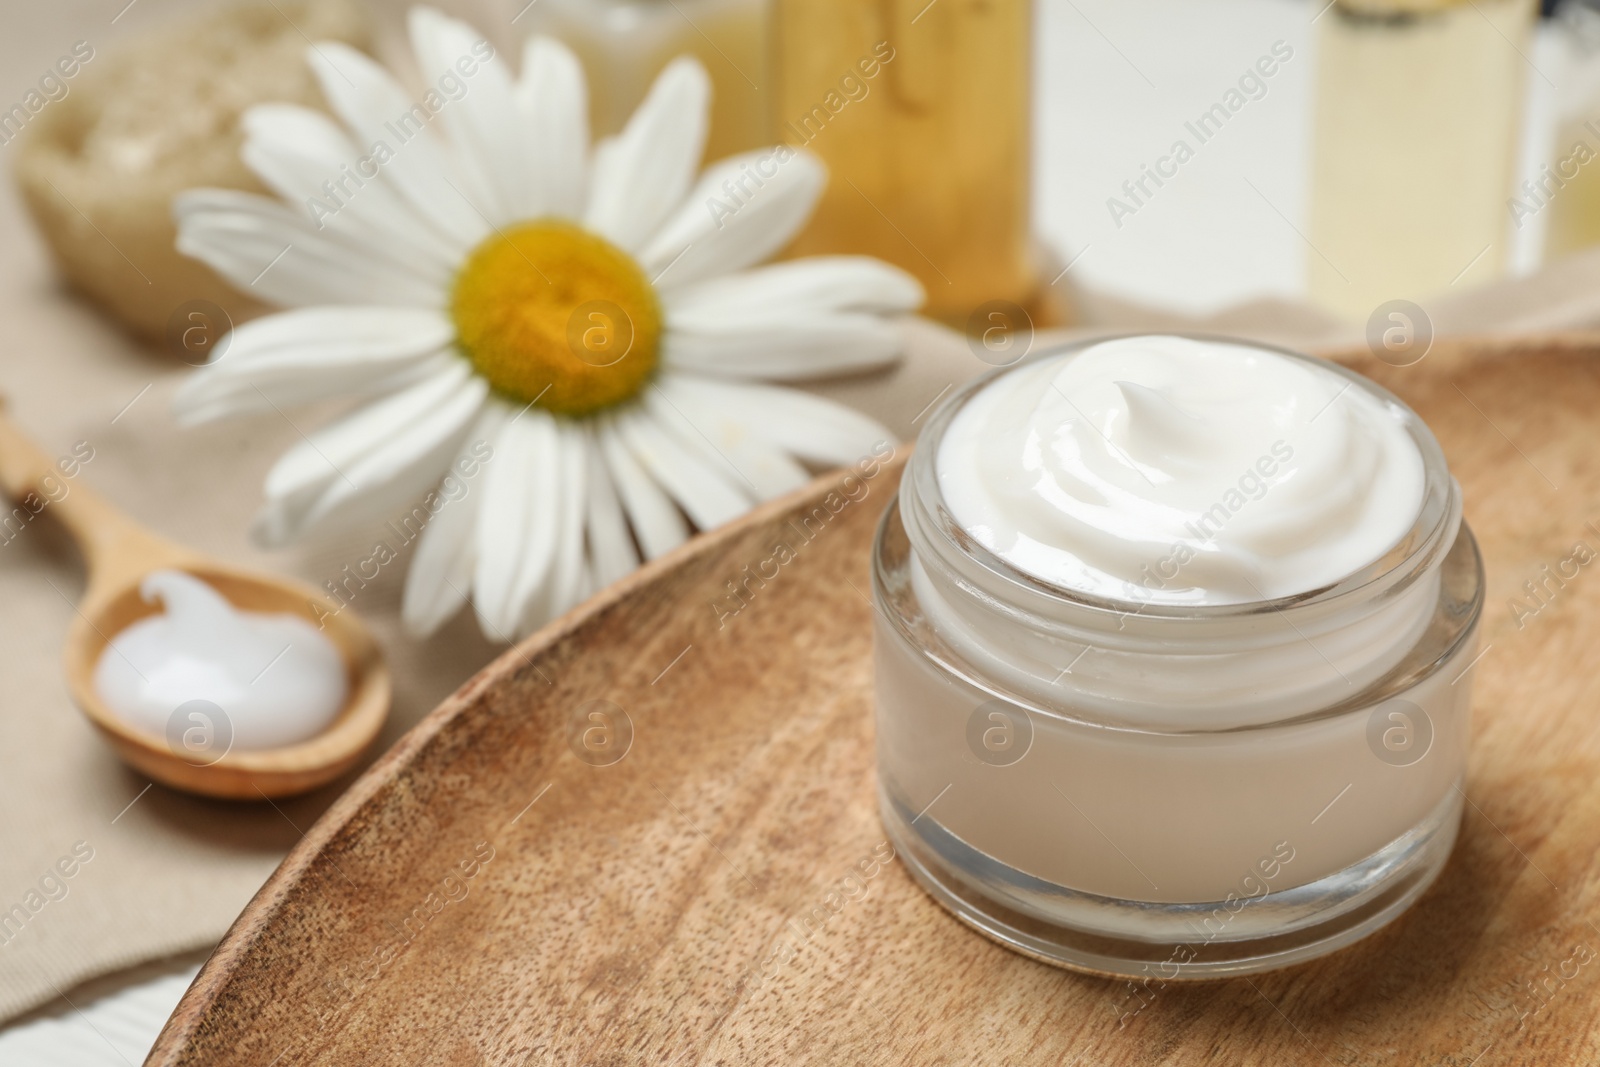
[880,782,1462,979]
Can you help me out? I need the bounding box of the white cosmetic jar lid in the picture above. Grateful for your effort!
[895,336,1469,732]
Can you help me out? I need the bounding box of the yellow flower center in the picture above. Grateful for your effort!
[451,219,661,416]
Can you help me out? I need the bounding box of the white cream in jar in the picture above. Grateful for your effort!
[937,335,1424,604]
[873,335,1483,977]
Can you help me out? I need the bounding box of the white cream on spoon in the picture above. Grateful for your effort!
[94,570,347,750]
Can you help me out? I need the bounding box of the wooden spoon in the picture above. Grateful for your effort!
[0,400,389,799]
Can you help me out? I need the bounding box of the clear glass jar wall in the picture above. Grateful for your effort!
[871,340,1485,977]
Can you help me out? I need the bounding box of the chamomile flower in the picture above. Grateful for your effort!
[173,7,922,640]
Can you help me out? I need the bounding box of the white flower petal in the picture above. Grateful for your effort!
[658,376,894,468]
[582,423,640,586]
[613,405,751,530]
[583,57,710,252]
[407,8,525,225]
[666,256,924,317]
[402,403,508,637]
[596,417,688,560]
[254,359,469,529]
[252,359,480,546]
[637,148,826,290]
[473,411,561,639]
[174,307,455,424]
[660,259,922,382]
[307,42,490,246]
[513,36,588,219]
[175,189,444,308]
[519,420,588,636]
[240,104,465,273]
[662,313,903,381]
[645,381,809,499]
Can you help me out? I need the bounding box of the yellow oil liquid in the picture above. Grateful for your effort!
[527,0,769,163]
[1306,0,1532,319]
[772,0,1038,323]
[1540,118,1600,262]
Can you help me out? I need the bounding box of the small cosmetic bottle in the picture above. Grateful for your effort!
[1306,0,1534,317]
[770,0,1040,325]
[518,0,770,162]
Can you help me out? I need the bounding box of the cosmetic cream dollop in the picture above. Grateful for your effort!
[94,570,347,750]
[936,335,1426,604]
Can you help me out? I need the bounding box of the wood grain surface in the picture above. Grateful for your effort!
[148,336,1600,1066]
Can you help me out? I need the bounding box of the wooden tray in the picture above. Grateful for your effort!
[150,336,1600,1066]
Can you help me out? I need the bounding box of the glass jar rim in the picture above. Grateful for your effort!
[903,333,1460,624]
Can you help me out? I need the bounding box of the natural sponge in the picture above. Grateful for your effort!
[12,1,370,345]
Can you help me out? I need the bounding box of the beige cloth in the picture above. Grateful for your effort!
[8,6,1600,1028]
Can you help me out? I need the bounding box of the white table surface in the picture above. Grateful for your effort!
[0,0,1572,1061]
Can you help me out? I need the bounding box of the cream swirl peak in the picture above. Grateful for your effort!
[935,334,1425,604]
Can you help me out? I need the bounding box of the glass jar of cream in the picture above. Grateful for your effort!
[873,334,1483,978]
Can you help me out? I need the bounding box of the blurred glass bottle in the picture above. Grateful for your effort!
[519,0,769,162]
[1540,0,1600,261]
[772,0,1045,325]
[1306,0,1534,319]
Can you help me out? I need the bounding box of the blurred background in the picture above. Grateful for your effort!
[9,0,1600,343]
[0,0,1593,1060]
